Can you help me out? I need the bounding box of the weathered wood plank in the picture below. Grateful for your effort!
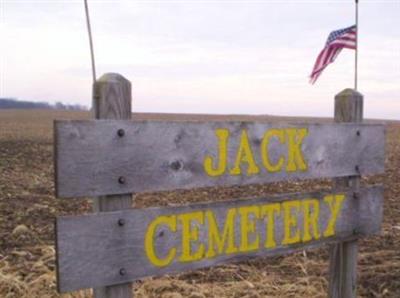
[56,186,383,292]
[328,88,363,298]
[91,73,133,298]
[54,121,385,198]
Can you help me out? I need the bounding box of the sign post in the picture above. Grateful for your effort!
[92,73,133,298]
[329,88,364,298]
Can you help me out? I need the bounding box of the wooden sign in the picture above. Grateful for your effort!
[54,121,385,198]
[56,186,383,292]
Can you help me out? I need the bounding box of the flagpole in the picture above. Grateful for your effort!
[355,0,359,91]
[84,0,96,83]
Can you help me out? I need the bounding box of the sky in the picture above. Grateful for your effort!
[1,0,399,119]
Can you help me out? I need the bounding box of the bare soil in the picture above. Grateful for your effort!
[0,109,399,298]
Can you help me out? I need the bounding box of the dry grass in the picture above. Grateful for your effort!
[0,109,399,297]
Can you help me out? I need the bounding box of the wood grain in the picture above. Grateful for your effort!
[56,186,383,292]
[328,88,363,298]
[54,121,385,198]
[92,73,133,298]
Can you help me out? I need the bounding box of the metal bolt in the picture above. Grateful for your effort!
[356,130,361,136]
[171,160,182,171]
[118,218,125,226]
[174,134,182,144]
[117,129,125,137]
[118,176,126,184]
[119,268,126,276]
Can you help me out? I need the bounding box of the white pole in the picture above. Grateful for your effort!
[84,0,96,83]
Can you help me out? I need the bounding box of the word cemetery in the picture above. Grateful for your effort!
[53,74,385,298]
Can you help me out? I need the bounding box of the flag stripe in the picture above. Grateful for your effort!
[310,25,357,84]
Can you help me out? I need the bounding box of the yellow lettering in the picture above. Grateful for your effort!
[302,199,320,242]
[261,129,285,172]
[230,130,260,176]
[206,209,237,258]
[323,195,345,237]
[282,200,301,245]
[178,212,205,262]
[239,206,260,252]
[260,203,281,248]
[204,129,229,177]
[286,128,308,172]
[145,215,177,267]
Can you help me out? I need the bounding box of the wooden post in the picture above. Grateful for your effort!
[328,88,363,298]
[92,73,133,298]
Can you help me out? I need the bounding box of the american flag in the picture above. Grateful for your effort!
[310,25,357,84]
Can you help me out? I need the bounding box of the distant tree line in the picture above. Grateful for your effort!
[0,98,88,111]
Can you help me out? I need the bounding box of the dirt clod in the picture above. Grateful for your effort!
[12,225,30,236]
[189,292,206,298]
